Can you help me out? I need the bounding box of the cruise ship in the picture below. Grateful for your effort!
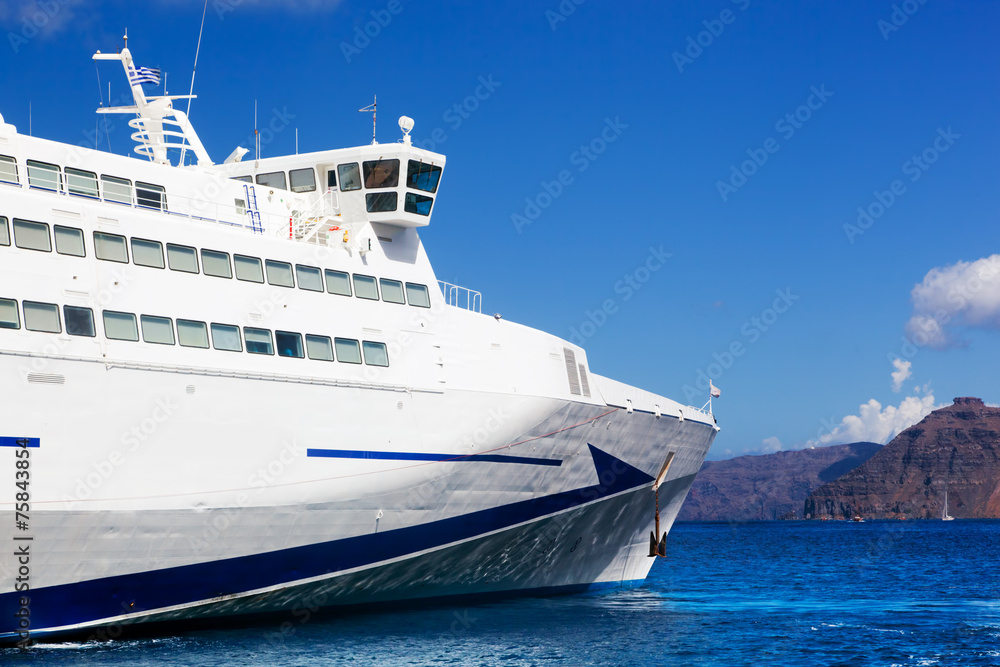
[0,43,718,645]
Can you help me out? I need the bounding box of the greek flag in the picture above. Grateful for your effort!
[128,66,161,86]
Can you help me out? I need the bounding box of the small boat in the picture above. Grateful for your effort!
[943,490,955,521]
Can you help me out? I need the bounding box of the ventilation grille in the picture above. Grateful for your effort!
[563,348,581,396]
[186,385,196,395]
[578,364,591,398]
[27,373,65,385]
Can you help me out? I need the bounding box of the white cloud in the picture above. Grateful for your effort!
[808,389,939,447]
[890,358,912,392]
[905,254,1000,349]
[761,436,783,453]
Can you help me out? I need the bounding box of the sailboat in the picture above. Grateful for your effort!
[943,490,955,521]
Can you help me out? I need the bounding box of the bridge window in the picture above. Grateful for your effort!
[141,315,175,345]
[0,155,17,185]
[406,160,442,193]
[334,337,362,364]
[265,260,294,288]
[136,182,166,210]
[66,168,99,198]
[24,301,61,333]
[235,254,264,283]
[167,243,199,273]
[290,168,316,193]
[338,163,361,191]
[0,298,19,329]
[256,171,287,190]
[244,327,274,355]
[0,217,7,246]
[94,232,128,263]
[103,310,138,341]
[26,160,61,191]
[13,219,51,252]
[325,270,352,296]
[64,306,95,337]
[306,334,334,361]
[232,175,252,183]
[201,249,232,279]
[353,274,379,300]
[327,169,337,189]
[131,238,165,268]
[177,319,210,348]
[54,226,85,257]
[362,341,389,367]
[211,323,242,352]
[366,192,397,212]
[404,193,434,216]
[405,283,431,308]
[296,265,323,292]
[102,175,133,205]
[380,279,405,304]
[363,159,399,188]
[276,331,304,358]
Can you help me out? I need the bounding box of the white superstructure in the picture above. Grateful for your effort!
[0,44,718,645]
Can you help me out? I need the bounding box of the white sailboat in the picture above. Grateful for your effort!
[943,490,955,521]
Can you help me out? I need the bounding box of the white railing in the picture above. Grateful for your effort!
[439,281,482,313]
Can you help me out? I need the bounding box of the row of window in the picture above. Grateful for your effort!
[0,216,434,307]
[0,297,390,366]
[0,155,165,210]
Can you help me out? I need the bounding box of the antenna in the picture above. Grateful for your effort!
[254,99,259,162]
[359,95,377,145]
[295,128,298,155]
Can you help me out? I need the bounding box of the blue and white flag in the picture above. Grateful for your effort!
[128,66,161,86]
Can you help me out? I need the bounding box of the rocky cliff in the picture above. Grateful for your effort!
[804,398,1000,520]
[677,442,881,521]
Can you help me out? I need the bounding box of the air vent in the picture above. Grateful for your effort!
[27,373,65,385]
[578,364,591,397]
[563,348,581,396]
[186,385,196,395]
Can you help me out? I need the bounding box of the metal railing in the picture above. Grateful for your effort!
[438,281,482,313]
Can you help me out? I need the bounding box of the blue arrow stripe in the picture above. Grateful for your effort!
[307,448,562,466]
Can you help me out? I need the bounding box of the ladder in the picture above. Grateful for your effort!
[243,184,263,234]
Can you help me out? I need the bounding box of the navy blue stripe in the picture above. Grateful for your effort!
[0,437,39,448]
[307,448,562,467]
[0,445,652,635]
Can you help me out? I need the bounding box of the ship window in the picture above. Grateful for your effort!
[24,301,61,333]
[296,265,323,292]
[290,168,317,193]
[94,232,128,263]
[404,193,434,216]
[0,217,8,246]
[13,219,51,252]
[406,161,442,193]
[232,175,252,183]
[136,182,166,210]
[201,249,232,279]
[141,315,175,345]
[335,337,362,364]
[256,171,287,190]
[235,254,264,283]
[211,323,242,352]
[363,159,400,188]
[244,327,274,355]
[276,330,304,358]
[177,319,210,348]
[362,341,389,367]
[265,260,294,288]
[26,160,61,192]
[380,279,405,304]
[325,270,352,297]
[0,298,20,329]
[66,167,99,198]
[306,334,334,361]
[54,226,85,257]
[64,306,95,337]
[102,175,133,205]
[337,163,361,191]
[131,238,165,269]
[327,169,337,189]
[353,274,379,300]
[366,192,397,213]
[405,283,431,308]
[0,155,18,185]
[103,310,138,341]
[167,243,199,273]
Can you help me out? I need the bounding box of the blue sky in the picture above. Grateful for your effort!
[2,1,998,459]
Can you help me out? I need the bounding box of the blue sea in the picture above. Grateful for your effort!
[5,521,999,666]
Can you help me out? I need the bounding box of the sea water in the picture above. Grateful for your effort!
[5,521,999,666]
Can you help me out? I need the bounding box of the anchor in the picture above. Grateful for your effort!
[648,452,675,558]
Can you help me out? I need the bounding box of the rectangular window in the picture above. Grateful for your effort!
[405,283,431,308]
[337,163,361,191]
[136,182,166,210]
[102,175,132,205]
[256,171,287,190]
[327,169,337,189]
[167,243,199,273]
[232,175,252,183]
[54,226,85,257]
[0,155,18,185]
[0,298,20,329]
[211,323,242,352]
[23,301,61,333]
[64,305,95,337]
[353,274,379,300]
[362,341,389,367]
[306,334,334,361]
[335,338,362,364]
[276,330,304,358]
[141,315,175,345]
[103,310,138,341]
[379,279,405,304]
[406,160,442,193]
[289,168,317,193]
[201,249,232,278]
[404,193,434,216]
[66,167,99,198]
[366,192,398,213]
[131,238,165,268]
[94,232,128,263]
[26,160,61,191]
[296,265,323,292]
[265,260,294,288]
[0,217,8,246]
[13,219,51,252]
[177,319,209,348]
[325,270,352,296]
[363,159,400,188]
[244,327,274,355]
[235,255,264,283]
